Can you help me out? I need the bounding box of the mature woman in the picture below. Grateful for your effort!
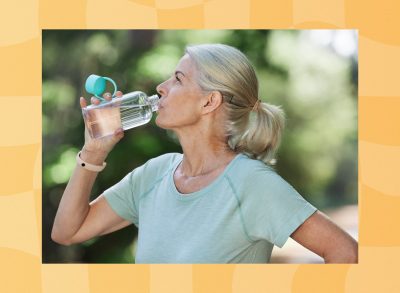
[52,44,358,263]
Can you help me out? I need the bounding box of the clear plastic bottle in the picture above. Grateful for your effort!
[82,91,159,139]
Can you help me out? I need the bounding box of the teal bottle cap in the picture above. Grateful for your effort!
[85,74,117,101]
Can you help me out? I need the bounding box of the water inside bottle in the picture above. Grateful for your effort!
[84,103,153,139]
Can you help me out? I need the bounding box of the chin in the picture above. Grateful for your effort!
[156,116,181,130]
[155,116,169,129]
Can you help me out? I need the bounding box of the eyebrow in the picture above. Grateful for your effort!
[175,70,185,77]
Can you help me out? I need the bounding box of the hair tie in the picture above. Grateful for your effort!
[252,99,261,112]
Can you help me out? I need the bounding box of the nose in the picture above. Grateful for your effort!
[156,79,168,97]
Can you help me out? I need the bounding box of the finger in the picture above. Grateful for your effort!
[91,96,101,105]
[115,127,124,135]
[84,125,91,141]
[115,91,123,97]
[80,97,87,108]
[103,92,112,101]
[114,128,124,139]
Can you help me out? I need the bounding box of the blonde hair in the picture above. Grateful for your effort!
[185,44,285,165]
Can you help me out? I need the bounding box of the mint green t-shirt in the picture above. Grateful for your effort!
[103,153,317,264]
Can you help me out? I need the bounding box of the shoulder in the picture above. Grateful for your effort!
[121,152,182,195]
[228,155,312,216]
[139,152,182,178]
[229,153,277,179]
[104,153,182,199]
[227,154,292,193]
[146,152,182,167]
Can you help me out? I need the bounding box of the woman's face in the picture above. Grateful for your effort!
[155,54,208,130]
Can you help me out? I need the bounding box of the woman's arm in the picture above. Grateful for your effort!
[52,92,128,245]
[51,148,131,246]
[290,210,358,263]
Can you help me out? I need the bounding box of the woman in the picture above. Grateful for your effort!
[52,44,358,263]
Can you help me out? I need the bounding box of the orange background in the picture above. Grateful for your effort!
[1,0,399,292]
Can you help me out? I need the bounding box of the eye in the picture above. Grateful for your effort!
[175,75,181,83]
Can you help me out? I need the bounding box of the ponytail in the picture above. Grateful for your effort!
[228,101,285,165]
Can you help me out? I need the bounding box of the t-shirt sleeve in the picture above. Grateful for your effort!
[240,166,318,248]
[101,153,181,229]
[102,166,143,227]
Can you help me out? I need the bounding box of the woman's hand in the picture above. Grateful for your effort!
[79,91,125,162]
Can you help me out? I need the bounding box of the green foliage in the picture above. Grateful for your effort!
[42,30,357,263]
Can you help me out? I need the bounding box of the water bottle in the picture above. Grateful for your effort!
[82,74,159,139]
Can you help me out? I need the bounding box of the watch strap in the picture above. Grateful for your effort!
[76,151,106,172]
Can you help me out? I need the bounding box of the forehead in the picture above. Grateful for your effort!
[175,54,196,76]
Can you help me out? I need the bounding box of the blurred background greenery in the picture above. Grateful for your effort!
[42,30,358,263]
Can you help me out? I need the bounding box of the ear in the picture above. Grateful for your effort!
[201,91,223,114]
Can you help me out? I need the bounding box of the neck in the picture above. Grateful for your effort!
[174,126,237,177]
